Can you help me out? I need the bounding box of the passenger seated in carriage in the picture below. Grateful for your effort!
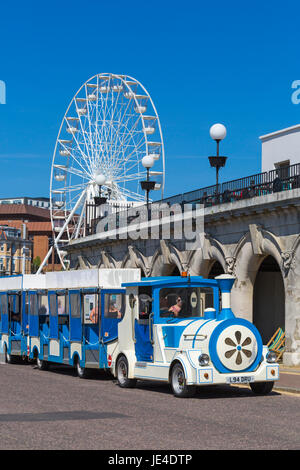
[89,304,98,324]
[108,301,121,319]
[8,298,21,322]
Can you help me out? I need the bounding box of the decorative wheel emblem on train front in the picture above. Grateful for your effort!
[215,325,258,371]
[224,330,252,366]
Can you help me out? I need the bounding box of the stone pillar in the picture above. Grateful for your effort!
[283,253,300,366]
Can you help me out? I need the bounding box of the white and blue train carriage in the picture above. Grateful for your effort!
[0,274,45,363]
[111,273,279,397]
[0,275,24,363]
[28,268,140,377]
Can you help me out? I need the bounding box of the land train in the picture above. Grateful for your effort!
[0,268,279,397]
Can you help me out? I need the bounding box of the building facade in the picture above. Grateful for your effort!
[0,196,50,209]
[0,225,32,275]
[260,124,300,172]
[0,204,60,272]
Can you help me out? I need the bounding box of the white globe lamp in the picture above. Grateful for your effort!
[142,155,154,169]
[94,173,107,206]
[95,173,106,186]
[210,123,227,142]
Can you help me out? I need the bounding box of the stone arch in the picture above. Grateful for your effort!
[232,228,284,282]
[231,228,285,327]
[71,254,92,270]
[121,246,147,277]
[188,235,227,278]
[122,231,300,362]
[253,255,285,343]
[208,260,225,278]
[98,250,117,269]
[150,240,184,277]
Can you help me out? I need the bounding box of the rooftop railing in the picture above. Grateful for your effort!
[85,162,300,236]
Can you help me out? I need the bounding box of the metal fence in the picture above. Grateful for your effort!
[86,163,300,235]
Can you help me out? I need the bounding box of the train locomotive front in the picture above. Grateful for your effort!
[115,274,279,398]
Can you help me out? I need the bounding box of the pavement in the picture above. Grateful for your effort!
[274,364,300,394]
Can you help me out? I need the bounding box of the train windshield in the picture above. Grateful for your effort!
[159,287,214,319]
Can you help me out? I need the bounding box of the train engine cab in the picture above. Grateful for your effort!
[112,274,279,397]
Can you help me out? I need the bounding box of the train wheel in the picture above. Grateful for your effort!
[4,345,13,364]
[116,355,137,388]
[76,359,90,379]
[171,363,196,398]
[250,381,274,395]
[36,357,49,371]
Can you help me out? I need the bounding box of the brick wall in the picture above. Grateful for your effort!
[33,235,49,262]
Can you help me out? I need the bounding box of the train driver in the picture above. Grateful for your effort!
[168,296,183,317]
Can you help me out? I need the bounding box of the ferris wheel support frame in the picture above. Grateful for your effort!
[37,189,87,274]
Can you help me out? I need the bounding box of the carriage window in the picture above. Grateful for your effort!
[57,295,67,315]
[159,287,214,318]
[38,295,49,315]
[8,295,21,321]
[83,293,99,324]
[0,295,8,319]
[70,293,81,318]
[30,295,38,316]
[104,293,124,319]
[49,294,57,316]
[138,287,153,320]
[8,295,20,315]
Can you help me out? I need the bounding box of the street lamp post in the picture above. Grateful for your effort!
[208,123,227,195]
[140,155,156,209]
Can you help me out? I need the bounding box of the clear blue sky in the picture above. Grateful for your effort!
[0,0,300,199]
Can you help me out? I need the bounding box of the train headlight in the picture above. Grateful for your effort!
[198,353,210,366]
[266,351,277,363]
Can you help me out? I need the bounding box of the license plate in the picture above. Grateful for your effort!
[227,376,254,384]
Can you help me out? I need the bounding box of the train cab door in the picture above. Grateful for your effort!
[48,291,59,340]
[134,288,154,363]
[28,291,39,337]
[69,290,82,342]
[0,293,8,335]
[100,290,125,343]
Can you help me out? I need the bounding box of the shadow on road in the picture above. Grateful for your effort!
[30,362,113,381]
[134,380,281,399]
[7,361,282,399]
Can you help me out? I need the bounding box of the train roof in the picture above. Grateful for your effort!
[121,275,219,288]
[45,268,140,289]
[0,268,141,291]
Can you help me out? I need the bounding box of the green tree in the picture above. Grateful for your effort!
[32,256,41,273]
